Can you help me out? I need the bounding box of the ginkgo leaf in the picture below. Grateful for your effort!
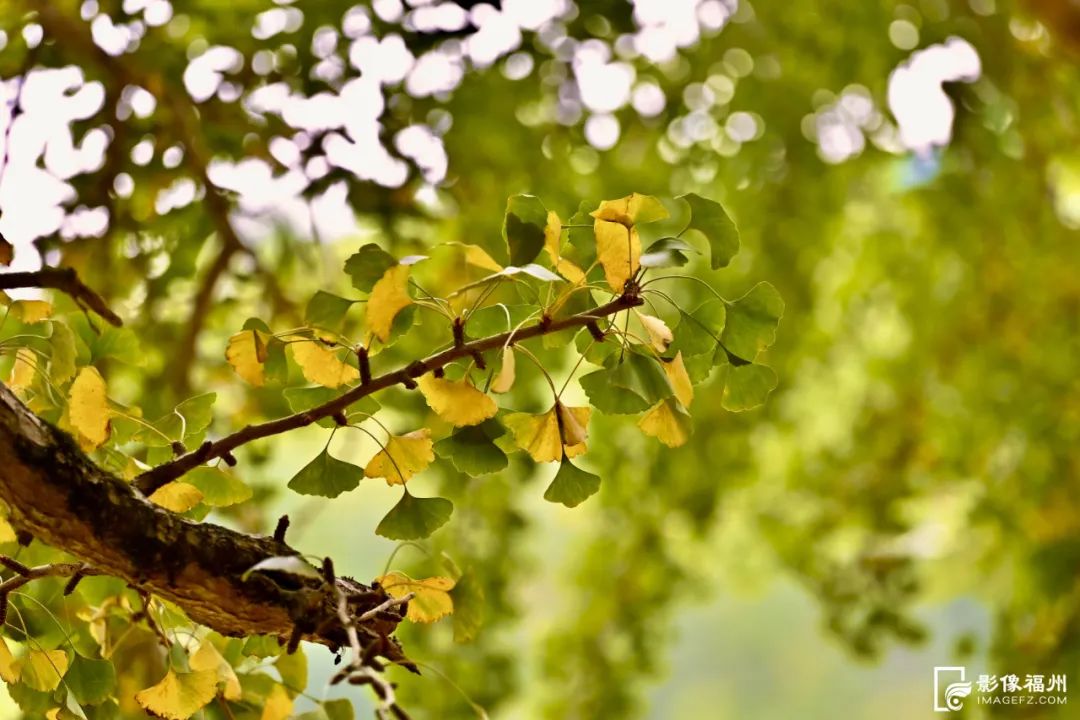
[365,264,412,342]
[591,193,669,225]
[556,403,591,448]
[462,243,503,272]
[449,569,485,643]
[69,366,110,448]
[290,339,359,388]
[638,313,673,353]
[376,571,455,623]
[544,457,601,507]
[638,398,693,447]
[65,655,117,706]
[12,299,53,324]
[49,322,78,383]
[580,353,674,415]
[261,683,293,720]
[226,328,270,386]
[190,640,241,701]
[503,194,548,266]
[722,363,778,411]
[345,243,397,293]
[149,482,204,512]
[433,420,508,476]
[17,649,70,692]
[721,282,784,362]
[679,193,739,270]
[376,492,453,540]
[0,637,15,683]
[490,347,515,393]
[364,429,434,485]
[663,352,694,407]
[288,448,363,498]
[135,669,218,720]
[184,466,252,507]
[9,347,36,390]
[504,403,590,463]
[417,375,497,427]
[594,218,640,292]
[305,291,356,333]
[542,210,586,283]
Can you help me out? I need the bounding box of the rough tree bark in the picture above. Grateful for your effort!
[0,383,404,657]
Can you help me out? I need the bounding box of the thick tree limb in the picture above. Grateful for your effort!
[0,384,406,655]
[0,267,123,326]
[136,291,644,494]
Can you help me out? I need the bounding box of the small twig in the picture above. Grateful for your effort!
[272,515,290,543]
[0,268,122,326]
[0,558,101,596]
[357,592,413,624]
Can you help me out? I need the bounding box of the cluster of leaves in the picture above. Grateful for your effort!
[0,190,780,718]
[218,191,781,532]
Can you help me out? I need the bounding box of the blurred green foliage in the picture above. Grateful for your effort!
[0,0,1078,718]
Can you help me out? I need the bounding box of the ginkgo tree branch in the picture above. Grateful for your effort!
[134,291,645,495]
[0,383,409,656]
[0,267,123,326]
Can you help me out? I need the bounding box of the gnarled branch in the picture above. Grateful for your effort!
[0,383,406,657]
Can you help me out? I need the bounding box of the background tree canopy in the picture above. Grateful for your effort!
[0,0,1077,718]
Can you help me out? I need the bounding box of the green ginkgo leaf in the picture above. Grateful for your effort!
[344,244,396,293]
[503,194,548,266]
[65,655,117,706]
[721,282,784,362]
[434,420,508,476]
[376,492,453,540]
[722,363,778,411]
[544,457,601,508]
[580,352,673,415]
[305,291,357,332]
[288,448,363,498]
[679,193,740,269]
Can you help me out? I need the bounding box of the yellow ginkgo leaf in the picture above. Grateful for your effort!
[543,211,586,283]
[290,339,359,388]
[364,429,434,485]
[261,684,293,720]
[504,409,560,463]
[16,649,70,692]
[190,640,241,701]
[591,193,669,226]
[504,403,590,463]
[557,403,591,449]
[417,375,497,427]
[638,398,692,448]
[376,571,455,623]
[637,312,673,353]
[491,347,515,393]
[365,264,412,342]
[12,299,53,324]
[135,669,218,720]
[664,352,694,408]
[463,244,503,272]
[0,637,17,683]
[149,482,204,512]
[9,347,37,390]
[594,219,640,292]
[69,366,110,448]
[0,516,16,544]
[226,329,270,386]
